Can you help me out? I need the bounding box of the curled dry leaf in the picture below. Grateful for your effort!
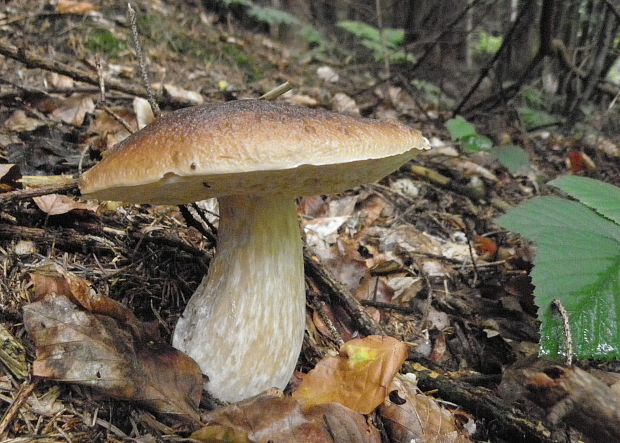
[0,163,21,192]
[379,374,473,443]
[332,93,360,116]
[3,110,45,132]
[133,97,155,130]
[51,94,95,126]
[293,336,408,414]
[193,392,381,443]
[33,194,98,216]
[24,266,202,423]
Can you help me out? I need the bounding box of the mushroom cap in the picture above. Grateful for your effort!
[80,99,430,204]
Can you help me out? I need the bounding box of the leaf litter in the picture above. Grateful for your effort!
[0,0,619,441]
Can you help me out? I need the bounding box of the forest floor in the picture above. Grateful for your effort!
[1,1,619,442]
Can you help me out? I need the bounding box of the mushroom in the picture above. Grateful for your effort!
[79,99,430,402]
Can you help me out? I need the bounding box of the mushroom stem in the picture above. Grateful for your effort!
[172,194,305,402]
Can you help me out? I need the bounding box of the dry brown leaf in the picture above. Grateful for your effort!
[56,0,97,15]
[48,73,74,89]
[51,94,95,126]
[3,110,45,132]
[380,374,473,443]
[24,267,202,422]
[0,164,21,192]
[193,392,381,443]
[159,83,204,105]
[331,93,359,115]
[293,336,408,414]
[33,194,98,216]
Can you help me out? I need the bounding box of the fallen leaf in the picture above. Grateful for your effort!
[379,374,473,442]
[51,94,95,126]
[133,97,155,129]
[56,0,97,15]
[24,266,202,422]
[48,73,74,89]
[0,163,21,192]
[317,66,339,83]
[566,151,596,173]
[284,94,319,107]
[474,235,498,260]
[293,336,408,414]
[3,110,45,132]
[33,194,98,216]
[193,392,381,443]
[160,84,204,105]
[331,93,359,115]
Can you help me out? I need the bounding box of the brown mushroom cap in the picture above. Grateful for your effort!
[80,99,430,204]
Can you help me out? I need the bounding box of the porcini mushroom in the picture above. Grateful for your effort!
[79,99,430,402]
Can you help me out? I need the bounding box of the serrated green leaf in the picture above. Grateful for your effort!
[462,133,493,153]
[445,116,477,140]
[489,145,531,176]
[549,176,620,225]
[497,196,620,360]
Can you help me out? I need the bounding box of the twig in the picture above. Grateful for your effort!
[127,3,160,117]
[453,3,529,116]
[0,41,147,98]
[259,81,293,100]
[0,180,78,205]
[94,57,135,133]
[466,235,479,286]
[407,362,556,443]
[178,205,217,245]
[303,247,385,336]
[312,298,345,347]
[552,299,573,367]
[0,379,39,439]
[360,299,416,315]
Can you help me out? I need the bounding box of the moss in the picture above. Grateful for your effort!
[85,29,126,58]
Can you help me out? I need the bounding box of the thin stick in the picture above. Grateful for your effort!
[127,3,160,118]
[259,81,293,100]
[0,379,39,439]
[313,299,345,347]
[453,3,529,115]
[0,41,147,98]
[552,299,573,367]
[94,56,134,133]
[0,180,78,205]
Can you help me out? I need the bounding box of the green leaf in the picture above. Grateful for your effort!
[550,175,620,225]
[461,133,493,153]
[337,20,382,44]
[496,194,620,360]
[517,106,561,130]
[489,145,530,176]
[248,6,300,26]
[445,116,477,140]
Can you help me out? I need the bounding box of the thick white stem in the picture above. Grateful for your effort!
[172,195,305,402]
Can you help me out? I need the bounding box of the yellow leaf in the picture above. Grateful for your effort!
[293,336,408,414]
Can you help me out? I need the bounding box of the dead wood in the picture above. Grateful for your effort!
[0,41,149,99]
[0,222,206,260]
[303,247,385,337]
[525,365,620,442]
[0,180,78,205]
[407,363,558,443]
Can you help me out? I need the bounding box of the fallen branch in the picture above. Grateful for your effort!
[407,363,557,443]
[0,180,78,205]
[0,41,149,99]
[303,247,385,337]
